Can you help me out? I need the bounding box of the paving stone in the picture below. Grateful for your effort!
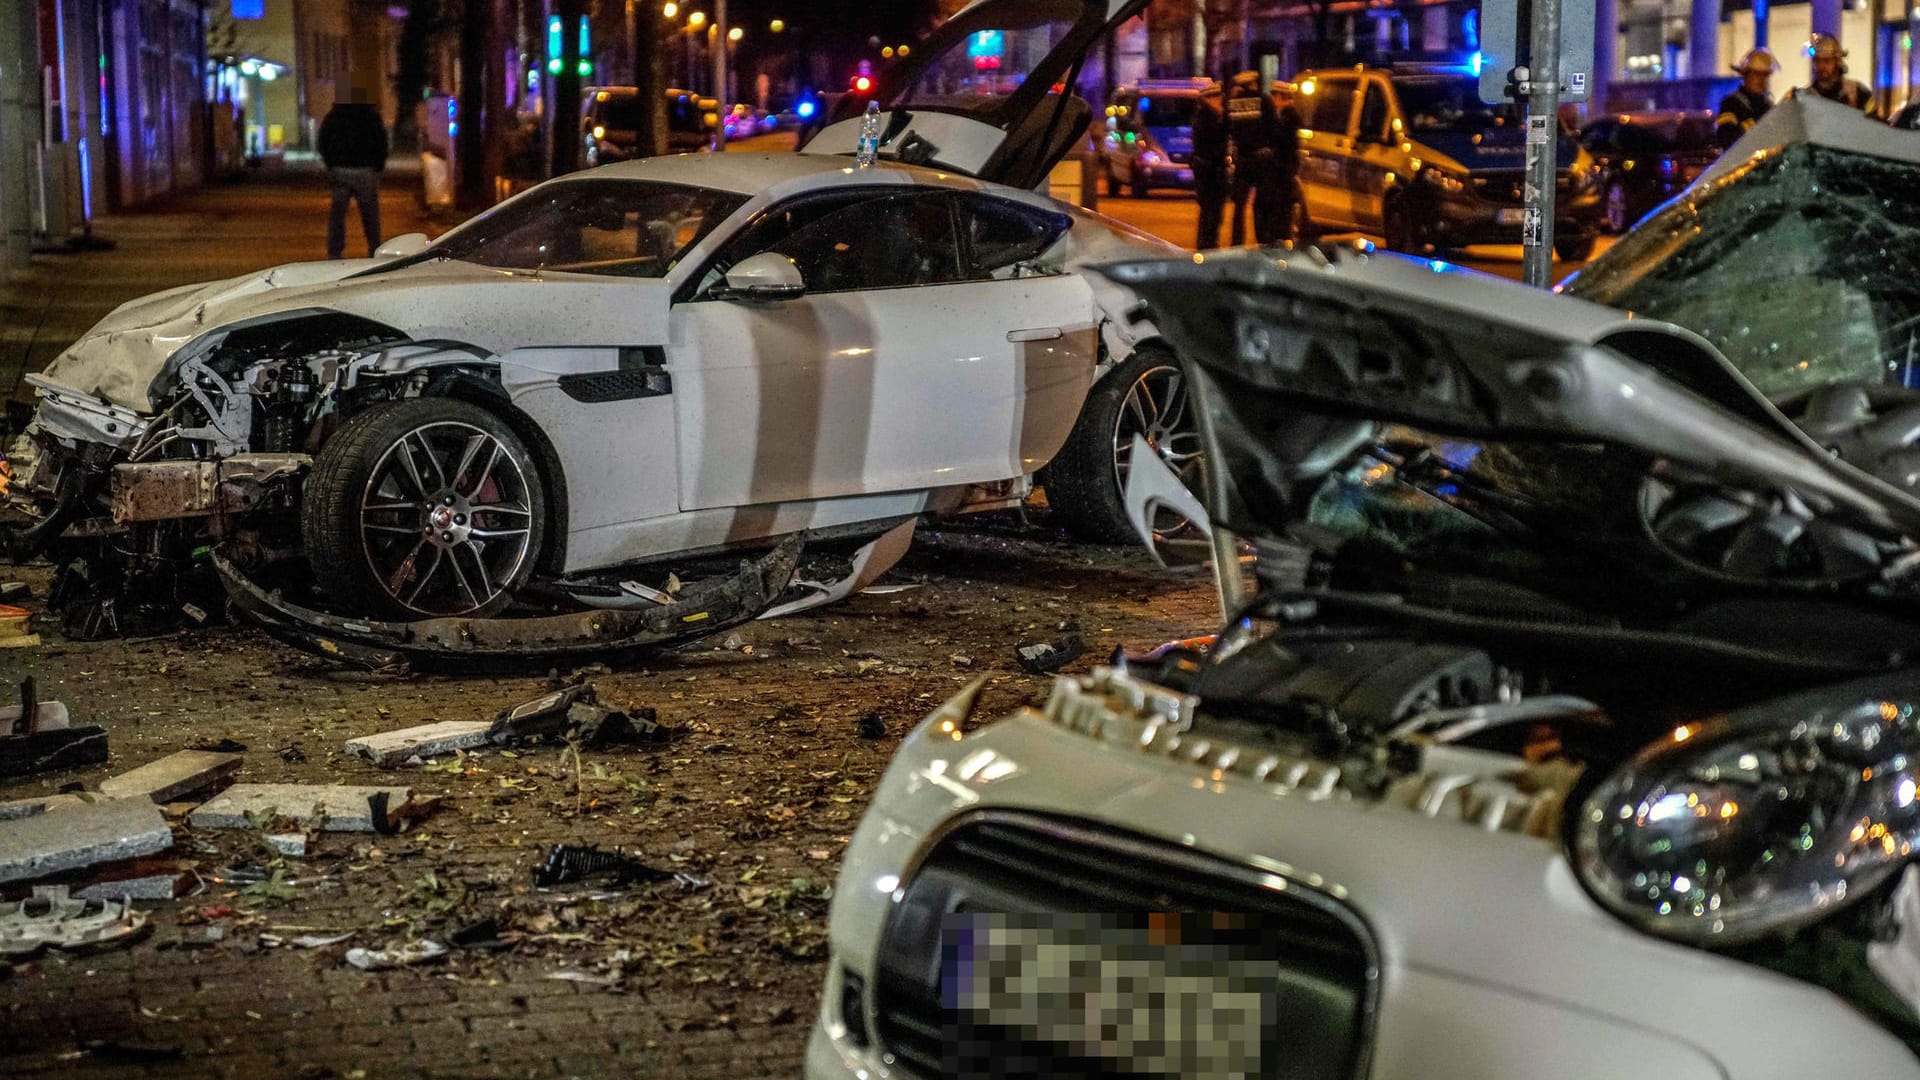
[0,793,87,821]
[0,797,172,883]
[187,783,414,832]
[345,720,494,767]
[73,872,188,901]
[97,749,243,803]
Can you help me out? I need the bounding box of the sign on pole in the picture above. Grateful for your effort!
[1477,0,1597,105]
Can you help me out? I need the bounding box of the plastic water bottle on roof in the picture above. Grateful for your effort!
[856,101,881,168]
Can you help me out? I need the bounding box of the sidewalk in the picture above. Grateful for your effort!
[0,163,442,407]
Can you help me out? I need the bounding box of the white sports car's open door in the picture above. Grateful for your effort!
[798,0,1148,190]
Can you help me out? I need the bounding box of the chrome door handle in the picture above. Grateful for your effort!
[1007,327,1063,343]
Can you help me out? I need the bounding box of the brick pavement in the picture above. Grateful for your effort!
[0,161,442,407]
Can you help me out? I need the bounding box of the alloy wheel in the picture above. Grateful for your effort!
[1111,364,1203,535]
[357,421,536,617]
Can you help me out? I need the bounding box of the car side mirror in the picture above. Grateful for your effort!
[720,252,806,302]
[374,232,430,259]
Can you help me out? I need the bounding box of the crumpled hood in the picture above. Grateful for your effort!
[36,258,676,414]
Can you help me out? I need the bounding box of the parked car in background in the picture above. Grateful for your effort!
[1580,109,1720,233]
[582,86,717,165]
[1293,63,1604,259]
[809,96,1920,1080]
[1095,77,1212,196]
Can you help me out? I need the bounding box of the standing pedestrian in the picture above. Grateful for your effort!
[319,72,389,259]
[1268,80,1304,243]
[1226,71,1291,246]
[1191,78,1229,250]
[1716,48,1777,149]
[1792,34,1879,116]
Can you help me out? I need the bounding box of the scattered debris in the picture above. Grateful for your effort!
[544,970,619,987]
[262,931,353,949]
[856,711,886,740]
[68,859,199,902]
[172,926,226,948]
[760,519,917,620]
[0,798,173,884]
[0,679,106,779]
[447,917,503,949]
[0,679,64,733]
[186,738,247,754]
[0,887,151,957]
[532,844,671,888]
[96,749,242,803]
[79,1039,183,1063]
[488,684,677,748]
[1014,628,1087,675]
[344,938,447,971]
[0,793,87,821]
[188,784,417,833]
[0,604,39,648]
[276,744,306,764]
[0,581,30,602]
[345,720,494,768]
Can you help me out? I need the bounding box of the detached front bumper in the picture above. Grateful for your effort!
[807,681,1920,1080]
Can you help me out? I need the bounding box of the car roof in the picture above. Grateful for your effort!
[573,151,993,197]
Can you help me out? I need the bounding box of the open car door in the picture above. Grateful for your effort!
[798,0,1148,191]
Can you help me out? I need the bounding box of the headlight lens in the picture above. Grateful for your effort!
[1570,692,1920,945]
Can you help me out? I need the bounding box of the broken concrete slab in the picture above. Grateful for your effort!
[187,784,414,833]
[73,872,191,903]
[0,727,108,780]
[345,720,493,768]
[0,799,173,884]
[0,794,88,822]
[97,750,242,803]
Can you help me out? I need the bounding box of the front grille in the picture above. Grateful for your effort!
[1471,173,1574,204]
[873,814,1379,1079]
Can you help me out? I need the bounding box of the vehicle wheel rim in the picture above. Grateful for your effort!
[1606,184,1628,233]
[358,421,535,617]
[1111,364,1202,536]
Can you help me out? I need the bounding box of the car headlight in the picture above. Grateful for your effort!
[1421,168,1466,193]
[1570,692,1920,946]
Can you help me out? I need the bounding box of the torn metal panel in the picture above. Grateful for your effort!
[110,454,310,524]
[211,533,804,669]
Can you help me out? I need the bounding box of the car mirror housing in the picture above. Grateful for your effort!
[374,232,431,259]
[721,252,806,302]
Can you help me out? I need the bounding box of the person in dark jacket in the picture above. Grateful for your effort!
[1190,81,1229,250]
[1225,71,1291,246]
[1716,48,1777,149]
[318,73,390,259]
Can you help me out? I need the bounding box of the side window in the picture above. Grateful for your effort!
[955,195,1071,280]
[1359,81,1390,141]
[1301,78,1357,136]
[701,190,964,295]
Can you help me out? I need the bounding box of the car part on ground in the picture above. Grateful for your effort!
[212,533,803,672]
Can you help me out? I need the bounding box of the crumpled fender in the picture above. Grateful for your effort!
[212,535,804,672]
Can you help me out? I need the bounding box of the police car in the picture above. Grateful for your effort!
[1293,63,1605,259]
[1096,78,1212,196]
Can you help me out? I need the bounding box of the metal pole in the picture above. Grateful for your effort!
[710,0,725,150]
[1519,0,1562,288]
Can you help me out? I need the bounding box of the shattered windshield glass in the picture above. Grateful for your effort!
[1568,144,1920,399]
[393,180,747,279]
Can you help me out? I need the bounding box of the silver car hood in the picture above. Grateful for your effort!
[36,258,675,414]
[1097,245,1920,549]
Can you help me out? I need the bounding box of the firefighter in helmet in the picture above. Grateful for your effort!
[1794,33,1879,116]
[1715,48,1777,149]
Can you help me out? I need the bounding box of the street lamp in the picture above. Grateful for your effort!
[687,10,705,28]
[662,1,676,15]
[769,18,783,32]
[728,26,742,41]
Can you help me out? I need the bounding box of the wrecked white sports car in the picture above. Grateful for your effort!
[3,0,1184,657]
[809,99,1920,1079]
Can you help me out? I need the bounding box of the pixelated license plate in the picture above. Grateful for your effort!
[941,914,1275,1075]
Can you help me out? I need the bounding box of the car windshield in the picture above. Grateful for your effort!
[591,91,643,130]
[400,180,747,279]
[1395,76,1516,133]
[903,14,1078,106]
[1567,143,1920,400]
[1131,95,1198,128]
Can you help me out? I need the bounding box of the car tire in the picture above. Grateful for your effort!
[1554,233,1596,261]
[303,396,547,620]
[1604,180,1630,234]
[1045,344,1203,545]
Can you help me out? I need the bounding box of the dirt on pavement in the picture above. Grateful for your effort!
[0,513,1217,1079]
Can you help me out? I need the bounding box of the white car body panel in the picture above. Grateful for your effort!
[808,699,1920,1079]
[802,113,1013,177]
